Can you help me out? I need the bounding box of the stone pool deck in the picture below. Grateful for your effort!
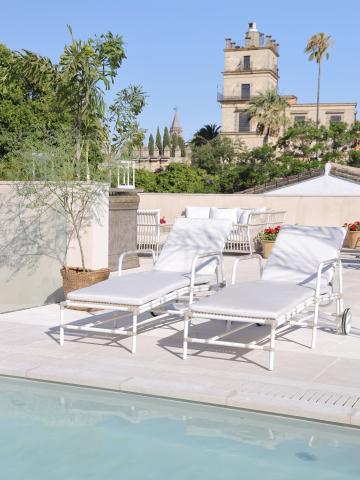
[0,254,360,426]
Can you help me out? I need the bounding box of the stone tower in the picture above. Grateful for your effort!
[169,108,183,137]
[219,22,279,148]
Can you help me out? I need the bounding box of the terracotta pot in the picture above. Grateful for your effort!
[61,266,110,298]
[262,240,275,259]
[346,231,360,249]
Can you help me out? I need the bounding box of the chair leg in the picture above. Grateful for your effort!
[59,303,64,346]
[311,301,319,349]
[132,312,137,354]
[269,323,275,371]
[183,312,190,360]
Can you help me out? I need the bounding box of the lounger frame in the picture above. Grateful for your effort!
[183,254,344,370]
[59,250,225,353]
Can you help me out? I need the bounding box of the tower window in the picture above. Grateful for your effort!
[239,112,250,132]
[329,115,342,124]
[243,56,251,70]
[241,84,250,100]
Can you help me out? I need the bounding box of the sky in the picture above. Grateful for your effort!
[1,0,359,141]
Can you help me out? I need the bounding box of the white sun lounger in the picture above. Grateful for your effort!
[59,218,233,353]
[183,224,350,370]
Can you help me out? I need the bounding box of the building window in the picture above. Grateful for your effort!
[243,56,251,70]
[241,84,250,100]
[329,115,342,124]
[294,115,306,124]
[239,112,250,132]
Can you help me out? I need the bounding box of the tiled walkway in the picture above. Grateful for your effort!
[0,255,359,426]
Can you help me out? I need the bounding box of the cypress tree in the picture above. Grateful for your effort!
[163,126,170,152]
[156,126,163,155]
[177,136,186,157]
[170,133,178,157]
[148,133,154,156]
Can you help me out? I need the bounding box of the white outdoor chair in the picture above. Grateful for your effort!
[137,209,161,257]
[59,218,233,353]
[183,224,351,370]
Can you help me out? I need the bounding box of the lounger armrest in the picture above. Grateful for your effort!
[315,257,342,298]
[189,251,224,303]
[118,249,156,276]
[231,254,263,285]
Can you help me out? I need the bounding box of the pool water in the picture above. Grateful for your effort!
[0,377,359,480]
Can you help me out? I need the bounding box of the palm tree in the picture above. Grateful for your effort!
[305,33,332,127]
[245,88,288,145]
[191,124,220,146]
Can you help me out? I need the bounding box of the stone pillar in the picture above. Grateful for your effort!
[108,188,141,271]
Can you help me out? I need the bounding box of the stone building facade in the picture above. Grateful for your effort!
[219,22,357,148]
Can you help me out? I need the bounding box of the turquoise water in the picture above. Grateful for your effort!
[0,377,359,480]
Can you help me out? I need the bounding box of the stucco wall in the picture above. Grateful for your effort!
[0,182,109,313]
[139,192,360,227]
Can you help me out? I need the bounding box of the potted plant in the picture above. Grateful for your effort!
[344,222,360,249]
[259,225,281,258]
[13,136,110,299]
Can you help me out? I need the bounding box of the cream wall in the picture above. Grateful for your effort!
[139,192,360,227]
[223,73,276,98]
[224,48,277,71]
[0,182,109,313]
[287,103,356,126]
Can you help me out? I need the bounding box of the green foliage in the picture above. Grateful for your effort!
[177,136,186,157]
[191,124,220,147]
[245,88,289,144]
[348,150,360,167]
[148,134,154,156]
[135,163,218,193]
[163,127,170,152]
[156,127,162,155]
[191,136,239,174]
[109,84,146,155]
[170,134,178,157]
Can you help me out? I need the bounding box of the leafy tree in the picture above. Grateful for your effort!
[108,84,146,158]
[163,126,170,152]
[135,168,158,191]
[0,44,72,162]
[305,32,332,127]
[7,26,126,179]
[246,88,288,145]
[156,126,162,155]
[191,124,220,147]
[156,163,218,193]
[191,136,239,174]
[170,133,178,157]
[177,136,186,157]
[148,134,155,156]
[277,121,327,162]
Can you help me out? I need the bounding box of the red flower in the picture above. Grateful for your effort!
[350,225,357,231]
[160,216,166,224]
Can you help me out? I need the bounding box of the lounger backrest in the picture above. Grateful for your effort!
[262,225,346,288]
[154,218,233,275]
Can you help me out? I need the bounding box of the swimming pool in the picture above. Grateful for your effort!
[0,377,359,480]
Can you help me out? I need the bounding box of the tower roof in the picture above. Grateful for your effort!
[170,108,183,136]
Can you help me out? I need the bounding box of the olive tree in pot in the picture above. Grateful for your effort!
[12,136,110,297]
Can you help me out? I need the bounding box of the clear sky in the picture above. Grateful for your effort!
[1,0,359,141]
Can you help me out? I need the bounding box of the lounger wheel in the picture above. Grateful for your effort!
[341,308,352,335]
[256,323,263,327]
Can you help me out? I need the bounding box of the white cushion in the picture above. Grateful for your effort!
[185,206,210,219]
[238,209,253,224]
[190,280,314,326]
[154,218,233,275]
[67,271,190,306]
[209,207,238,223]
[262,225,346,289]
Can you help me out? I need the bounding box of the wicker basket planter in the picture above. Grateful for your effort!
[261,240,275,259]
[347,231,360,249]
[61,267,110,299]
